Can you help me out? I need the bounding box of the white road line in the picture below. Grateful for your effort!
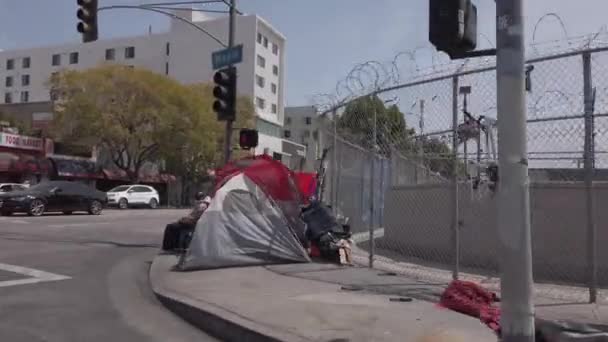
[47,222,110,228]
[0,263,71,288]
[0,219,29,224]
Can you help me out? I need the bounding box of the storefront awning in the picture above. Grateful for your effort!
[0,152,51,174]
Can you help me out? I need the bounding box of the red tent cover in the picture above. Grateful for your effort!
[293,172,317,204]
[214,155,303,203]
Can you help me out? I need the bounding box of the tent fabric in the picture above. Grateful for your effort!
[293,172,317,203]
[213,155,307,245]
[214,155,302,202]
[179,173,311,270]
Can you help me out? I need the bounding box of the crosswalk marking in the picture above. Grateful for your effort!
[0,263,71,288]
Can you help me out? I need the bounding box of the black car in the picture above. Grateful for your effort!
[0,181,107,217]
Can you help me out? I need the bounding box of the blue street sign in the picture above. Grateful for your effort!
[212,45,243,70]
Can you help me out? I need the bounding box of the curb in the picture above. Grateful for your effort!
[148,255,310,342]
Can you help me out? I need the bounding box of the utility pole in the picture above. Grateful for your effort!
[223,0,237,165]
[496,0,535,340]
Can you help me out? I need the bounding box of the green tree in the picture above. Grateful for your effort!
[48,65,218,182]
[163,83,256,186]
[337,95,459,178]
[337,95,415,153]
[0,110,35,136]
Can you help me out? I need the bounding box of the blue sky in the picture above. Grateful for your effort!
[1,1,607,106]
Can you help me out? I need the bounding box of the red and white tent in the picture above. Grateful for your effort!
[178,155,311,270]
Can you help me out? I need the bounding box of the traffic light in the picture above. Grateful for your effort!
[77,0,98,43]
[213,67,237,122]
[429,0,477,58]
[239,129,259,150]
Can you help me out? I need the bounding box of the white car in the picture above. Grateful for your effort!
[0,183,29,193]
[106,185,159,209]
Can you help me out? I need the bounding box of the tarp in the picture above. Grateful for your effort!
[179,171,311,270]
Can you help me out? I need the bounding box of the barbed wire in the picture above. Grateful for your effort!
[313,14,608,116]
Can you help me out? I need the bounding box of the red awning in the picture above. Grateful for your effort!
[0,152,51,174]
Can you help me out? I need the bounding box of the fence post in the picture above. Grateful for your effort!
[583,51,597,303]
[335,139,343,216]
[369,104,377,268]
[451,75,460,280]
[330,109,338,212]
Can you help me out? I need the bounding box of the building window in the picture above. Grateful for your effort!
[257,33,263,44]
[20,91,29,103]
[165,62,169,75]
[303,130,311,138]
[271,83,277,94]
[166,42,170,56]
[5,76,12,87]
[4,93,12,104]
[272,65,279,76]
[305,117,312,125]
[257,55,266,68]
[6,59,14,70]
[255,75,265,88]
[21,74,30,86]
[125,46,135,59]
[263,37,269,48]
[52,54,61,66]
[271,104,277,114]
[313,130,319,140]
[105,49,115,61]
[272,43,279,55]
[22,57,31,69]
[285,117,291,125]
[256,97,265,109]
[70,52,79,64]
[284,130,291,138]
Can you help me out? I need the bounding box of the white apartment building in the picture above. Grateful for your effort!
[0,10,295,158]
[283,106,323,171]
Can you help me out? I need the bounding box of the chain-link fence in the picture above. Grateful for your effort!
[321,46,608,302]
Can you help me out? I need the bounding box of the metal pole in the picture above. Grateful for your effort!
[496,0,535,340]
[419,100,425,183]
[451,76,460,280]
[583,51,597,303]
[332,109,338,213]
[369,100,377,268]
[222,0,236,165]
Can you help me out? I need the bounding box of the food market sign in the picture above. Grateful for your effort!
[0,132,44,151]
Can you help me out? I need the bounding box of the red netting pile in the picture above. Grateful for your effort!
[439,280,501,335]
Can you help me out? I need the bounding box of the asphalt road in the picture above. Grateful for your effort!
[0,209,218,342]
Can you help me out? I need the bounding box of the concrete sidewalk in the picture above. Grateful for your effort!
[150,255,498,342]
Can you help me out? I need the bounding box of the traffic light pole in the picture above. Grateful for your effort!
[223,0,237,165]
[495,0,535,341]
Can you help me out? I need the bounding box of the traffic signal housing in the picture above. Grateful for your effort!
[429,0,477,58]
[77,0,99,43]
[213,67,237,122]
[239,129,259,150]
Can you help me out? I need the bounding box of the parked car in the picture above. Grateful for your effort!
[0,183,29,193]
[106,185,159,209]
[0,181,107,216]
